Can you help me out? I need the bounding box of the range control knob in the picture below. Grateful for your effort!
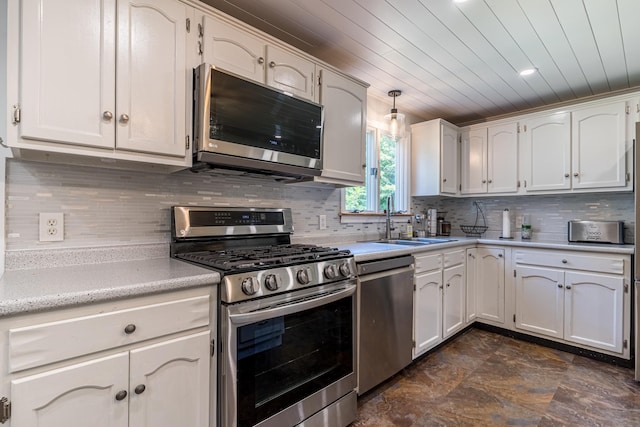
[324,264,337,280]
[241,277,258,295]
[297,269,311,285]
[264,274,279,291]
[339,262,351,277]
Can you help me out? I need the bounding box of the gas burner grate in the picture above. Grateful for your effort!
[177,244,350,272]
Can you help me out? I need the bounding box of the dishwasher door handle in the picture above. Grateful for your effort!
[358,265,415,283]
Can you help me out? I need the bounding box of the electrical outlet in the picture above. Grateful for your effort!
[319,215,327,230]
[39,213,64,242]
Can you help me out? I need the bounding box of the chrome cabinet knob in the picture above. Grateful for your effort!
[566,285,572,290]
[134,384,146,395]
[562,259,568,264]
[443,178,447,182]
[564,173,570,178]
[257,57,265,64]
[119,114,130,123]
[558,283,563,288]
[482,179,487,183]
[573,173,579,177]
[124,324,136,334]
[103,111,113,121]
[115,390,128,401]
[488,179,492,183]
[269,61,276,68]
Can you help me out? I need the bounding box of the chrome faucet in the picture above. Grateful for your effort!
[385,195,395,239]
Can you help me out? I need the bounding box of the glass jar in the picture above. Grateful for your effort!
[521,214,532,240]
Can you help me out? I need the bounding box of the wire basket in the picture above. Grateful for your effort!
[460,225,488,237]
[460,201,488,237]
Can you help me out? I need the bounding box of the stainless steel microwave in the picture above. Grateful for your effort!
[193,64,323,177]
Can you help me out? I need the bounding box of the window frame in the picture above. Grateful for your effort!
[340,122,410,222]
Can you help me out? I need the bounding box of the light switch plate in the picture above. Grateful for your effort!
[319,215,327,230]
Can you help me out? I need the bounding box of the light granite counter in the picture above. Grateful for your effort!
[0,258,220,318]
[339,237,634,262]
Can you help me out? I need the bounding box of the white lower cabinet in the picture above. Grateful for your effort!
[472,247,506,325]
[11,332,209,427]
[1,288,213,427]
[413,249,465,358]
[514,249,630,357]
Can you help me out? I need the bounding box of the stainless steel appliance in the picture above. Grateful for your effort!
[356,255,414,394]
[636,122,640,381]
[170,206,357,427]
[193,64,323,178]
[568,220,625,244]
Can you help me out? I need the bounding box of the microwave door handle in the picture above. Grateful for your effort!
[228,284,356,325]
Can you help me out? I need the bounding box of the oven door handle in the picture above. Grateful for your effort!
[228,284,356,325]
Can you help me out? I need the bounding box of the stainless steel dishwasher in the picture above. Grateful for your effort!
[356,255,414,395]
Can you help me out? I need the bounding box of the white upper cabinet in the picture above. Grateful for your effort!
[571,100,629,190]
[487,122,519,193]
[116,0,187,157]
[520,112,571,192]
[317,68,367,185]
[460,127,487,194]
[201,14,264,83]
[10,0,190,166]
[520,97,635,194]
[411,119,459,196]
[202,14,316,101]
[460,123,518,195]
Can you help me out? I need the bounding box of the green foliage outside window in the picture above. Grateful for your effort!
[344,132,396,212]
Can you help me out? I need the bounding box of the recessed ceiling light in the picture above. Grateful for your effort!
[453,0,468,3]
[519,68,538,76]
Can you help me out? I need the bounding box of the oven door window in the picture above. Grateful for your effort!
[235,296,353,427]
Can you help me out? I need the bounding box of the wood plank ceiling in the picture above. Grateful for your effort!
[201,0,640,125]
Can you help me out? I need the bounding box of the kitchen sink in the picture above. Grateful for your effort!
[375,238,457,246]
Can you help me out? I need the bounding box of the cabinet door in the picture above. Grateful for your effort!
[129,332,210,427]
[514,265,564,339]
[441,122,459,194]
[476,248,505,324]
[19,0,116,148]
[520,112,571,192]
[318,69,366,184]
[443,264,465,339]
[413,269,442,357]
[265,45,316,101]
[487,122,518,193]
[115,0,187,157]
[465,249,477,323]
[571,101,628,190]
[201,14,265,83]
[11,352,129,427]
[564,272,624,353]
[460,127,487,194]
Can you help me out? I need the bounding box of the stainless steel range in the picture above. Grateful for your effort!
[170,206,357,427]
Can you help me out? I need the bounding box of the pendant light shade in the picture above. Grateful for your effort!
[384,90,405,140]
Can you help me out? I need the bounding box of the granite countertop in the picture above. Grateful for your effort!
[339,237,634,262]
[0,258,220,318]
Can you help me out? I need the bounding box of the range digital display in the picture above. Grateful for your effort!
[189,211,285,227]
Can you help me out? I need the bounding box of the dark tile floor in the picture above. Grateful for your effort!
[353,328,640,426]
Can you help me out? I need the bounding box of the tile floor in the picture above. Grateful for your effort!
[353,328,640,426]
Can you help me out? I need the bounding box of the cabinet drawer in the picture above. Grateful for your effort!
[514,250,625,275]
[9,295,210,372]
[444,250,465,268]
[414,253,442,273]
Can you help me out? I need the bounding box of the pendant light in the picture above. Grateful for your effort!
[385,90,405,140]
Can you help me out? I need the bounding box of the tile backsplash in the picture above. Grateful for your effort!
[6,159,635,251]
[413,193,635,243]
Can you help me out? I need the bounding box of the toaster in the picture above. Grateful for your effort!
[567,220,625,244]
